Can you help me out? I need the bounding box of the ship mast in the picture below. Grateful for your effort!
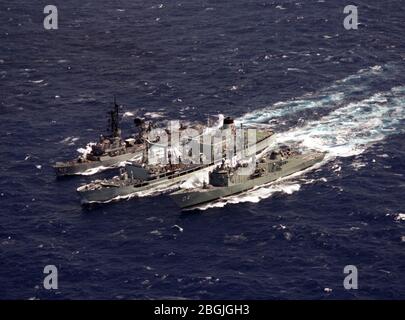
[108,96,120,138]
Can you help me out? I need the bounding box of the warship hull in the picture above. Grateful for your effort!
[78,180,161,203]
[170,152,325,209]
[77,164,213,204]
[54,149,144,176]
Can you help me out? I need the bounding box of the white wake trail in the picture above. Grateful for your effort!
[275,86,405,159]
[196,85,405,210]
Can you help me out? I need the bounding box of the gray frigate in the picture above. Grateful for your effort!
[170,146,326,209]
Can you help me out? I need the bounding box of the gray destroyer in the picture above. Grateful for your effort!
[170,146,326,209]
[53,100,150,176]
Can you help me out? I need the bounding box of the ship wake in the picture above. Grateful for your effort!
[191,81,405,210]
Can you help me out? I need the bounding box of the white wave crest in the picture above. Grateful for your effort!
[77,142,96,157]
[238,65,386,125]
[275,86,405,159]
[194,183,301,211]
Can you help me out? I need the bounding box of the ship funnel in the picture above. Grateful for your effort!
[223,116,234,130]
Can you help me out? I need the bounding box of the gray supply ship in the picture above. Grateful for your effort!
[77,120,275,204]
[53,99,151,176]
[170,146,326,209]
[128,119,274,180]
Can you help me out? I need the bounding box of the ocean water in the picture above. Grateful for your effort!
[1,0,404,299]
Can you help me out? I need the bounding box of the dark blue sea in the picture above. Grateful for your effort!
[1,0,404,299]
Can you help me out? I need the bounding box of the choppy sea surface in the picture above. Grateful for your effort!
[1,0,404,299]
